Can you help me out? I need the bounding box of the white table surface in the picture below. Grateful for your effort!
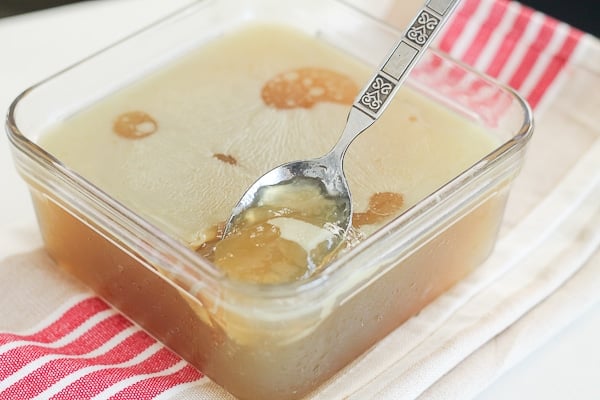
[0,1,598,399]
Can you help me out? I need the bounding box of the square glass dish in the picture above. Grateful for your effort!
[6,0,533,399]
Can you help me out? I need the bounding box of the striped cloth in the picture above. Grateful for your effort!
[0,0,591,398]
[0,296,204,399]
[437,0,583,109]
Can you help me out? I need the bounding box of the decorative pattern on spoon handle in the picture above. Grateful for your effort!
[355,0,461,118]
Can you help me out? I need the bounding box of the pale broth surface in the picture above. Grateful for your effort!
[39,23,498,283]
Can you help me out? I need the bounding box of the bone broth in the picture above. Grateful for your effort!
[39,24,498,282]
[26,22,516,400]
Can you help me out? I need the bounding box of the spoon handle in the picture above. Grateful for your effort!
[331,0,461,158]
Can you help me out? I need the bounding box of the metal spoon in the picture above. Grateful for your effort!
[225,0,461,248]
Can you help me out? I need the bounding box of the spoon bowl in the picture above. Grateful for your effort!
[228,153,351,230]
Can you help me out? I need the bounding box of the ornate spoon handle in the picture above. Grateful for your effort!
[330,0,461,158]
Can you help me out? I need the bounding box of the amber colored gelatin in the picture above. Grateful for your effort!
[30,182,508,400]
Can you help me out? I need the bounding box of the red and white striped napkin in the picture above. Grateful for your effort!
[435,0,583,110]
[0,295,203,399]
[1,0,598,399]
